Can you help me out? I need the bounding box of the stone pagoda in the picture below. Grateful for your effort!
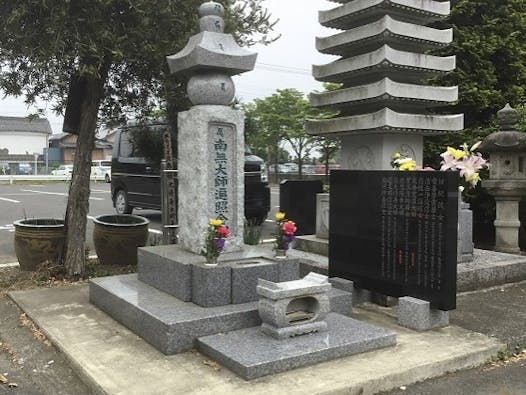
[166,1,256,253]
[306,0,464,169]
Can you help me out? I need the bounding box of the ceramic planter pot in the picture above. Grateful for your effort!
[13,218,66,271]
[93,214,149,266]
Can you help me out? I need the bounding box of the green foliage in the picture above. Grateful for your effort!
[0,0,277,277]
[128,121,174,167]
[243,220,262,245]
[425,0,526,167]
[244,88,320,175]
[434,0,526,128]
[0,0,277,122]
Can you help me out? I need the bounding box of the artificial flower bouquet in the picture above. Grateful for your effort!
[439,142,488,188]
[391,142,489,189]
[274,212,297,250]
[202,218,230,264]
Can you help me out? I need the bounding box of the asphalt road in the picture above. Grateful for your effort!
[0,181,278,264]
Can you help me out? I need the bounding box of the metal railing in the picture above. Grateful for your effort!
[0,174,109,183]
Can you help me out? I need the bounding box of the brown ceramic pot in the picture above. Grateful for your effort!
[93,214,149,266]
[13,218,66,271]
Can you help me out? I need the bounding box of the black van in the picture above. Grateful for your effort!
[110,124,271,224]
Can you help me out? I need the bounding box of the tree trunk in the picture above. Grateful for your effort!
[63,73,105,278]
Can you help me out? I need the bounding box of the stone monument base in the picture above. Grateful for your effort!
[197,312,396,380]
[89,271,353,355]
[295,235,329,256]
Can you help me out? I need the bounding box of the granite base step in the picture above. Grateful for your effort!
[89,274,353,355]
[197,312,397,380]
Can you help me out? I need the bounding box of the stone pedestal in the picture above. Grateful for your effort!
[482,179,526,254]
[398,296,449,331]
[178,105,245,254]
[494,198,521,254]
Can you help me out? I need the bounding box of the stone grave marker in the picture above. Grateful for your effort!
[329,170,458,310]
[280,180,323,235]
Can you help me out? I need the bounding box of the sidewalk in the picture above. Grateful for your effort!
[1,279,524,394]
[6,281,521,395]
[383,281,526,395]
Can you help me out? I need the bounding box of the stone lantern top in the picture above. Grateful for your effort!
[497,103,519,130]
[479,103,526,152]
[166,1,256,77]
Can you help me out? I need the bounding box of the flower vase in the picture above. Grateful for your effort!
[274,248,287,260]
[205,256,218,266]
[457,192,474,263]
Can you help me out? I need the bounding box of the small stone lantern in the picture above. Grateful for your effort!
[479,103,526,253]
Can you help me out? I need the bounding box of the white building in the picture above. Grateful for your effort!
[0,116,53,155]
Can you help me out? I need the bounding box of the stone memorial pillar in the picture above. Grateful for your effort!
[166,1,256,254]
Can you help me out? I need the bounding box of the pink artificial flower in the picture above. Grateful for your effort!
[282,221,297,235]
[457,155,485,178]
[440,152,458,171]
[216,225,230,238]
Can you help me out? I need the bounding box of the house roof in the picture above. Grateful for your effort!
[0,116,53,134]
[49,132,69,141]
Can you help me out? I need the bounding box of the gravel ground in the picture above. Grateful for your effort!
[0,262,135,394]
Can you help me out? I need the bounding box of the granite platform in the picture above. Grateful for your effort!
[9,284,504,395]
[292,244,526,292]
[89,273,353,355]
[197,312,396,380]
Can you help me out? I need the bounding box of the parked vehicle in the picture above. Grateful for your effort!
[91,160,112,182]
[0,163,9,174]
[51,164,73,176]
[18,163,33,175]
[110,124,271,225]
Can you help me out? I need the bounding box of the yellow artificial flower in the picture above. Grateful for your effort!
[392,152,401,159]
[399,160,417,171]
[275,212,286,221]
[210,219,223,227]
[398,158,416,171]
[446,146,466,160]
[464,172,481,186]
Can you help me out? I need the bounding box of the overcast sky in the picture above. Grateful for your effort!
[0,0,336,134]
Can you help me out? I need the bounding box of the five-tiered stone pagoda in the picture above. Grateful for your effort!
[307,0,463,169]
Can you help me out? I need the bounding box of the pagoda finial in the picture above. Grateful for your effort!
[199,1,225,33]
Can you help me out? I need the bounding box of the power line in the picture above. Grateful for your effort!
[255,62,312,76]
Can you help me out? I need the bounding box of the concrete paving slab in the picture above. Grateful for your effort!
[9,285,503,395]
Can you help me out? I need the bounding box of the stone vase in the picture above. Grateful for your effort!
[274,248,288,260]
[457,194,474,263]
[205,256,218,266]
[93,214,149,266]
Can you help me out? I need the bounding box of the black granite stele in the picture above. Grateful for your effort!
[329,170,458,310]
[197,313,396,380]
[280,180,323,235]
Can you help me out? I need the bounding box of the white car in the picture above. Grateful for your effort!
[51,165,73,176]
[91,160,112,182]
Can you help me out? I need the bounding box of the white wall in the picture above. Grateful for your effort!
[0,132,48,155]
